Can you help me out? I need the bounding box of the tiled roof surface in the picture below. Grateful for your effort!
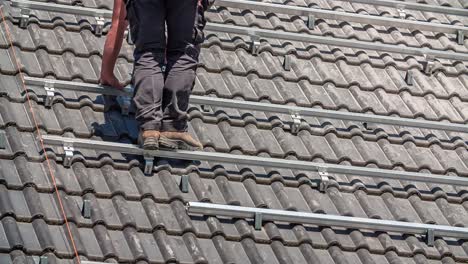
[1,0,468,263]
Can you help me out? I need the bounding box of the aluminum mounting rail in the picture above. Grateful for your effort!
[25,76,132,96]
[217,0,467,39]
[42,135,468,187]
[205,23,468,61]
[10,0,113,18]
[24,77,468,134]
[9,0,111,33]
[9,0,468,61]
[340,0,468,18]
[24,76,134,114]
[190,95,468,133]
[186,202,468,244]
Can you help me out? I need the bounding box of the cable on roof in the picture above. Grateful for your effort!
[0,6,82,264]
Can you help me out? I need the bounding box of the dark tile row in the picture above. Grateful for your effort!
[2,177,468,262]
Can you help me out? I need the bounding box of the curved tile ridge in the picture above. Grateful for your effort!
[7,0,468,56]
[1,40,468,102]
[1,183,468,262]
[1,155,467,204]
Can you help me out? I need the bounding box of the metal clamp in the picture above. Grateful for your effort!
[0,131,5,149]
[144,154,154,175]
[290,113,302,134]
[63,143,74,168]
[250,38,260,55]
[283,54,292,71]
[19,8,31,28]
[254,212,263,230]
[126,25,134,45]
[396,4,406,19]
[458,30,465,45]
[82,199,91,219]
[423,54,436,75]
[44,81,55,107]
[32,256,40,264]
[32,256,48,264]
[307,15,315,29]
[94,16,105,36]
[180,175,189,193]
[318,167,330,192]
[405,71,414,86]
[39,256,48,264]
[363,122,377,130]
[426,228,435,246]
[201,105,213,113]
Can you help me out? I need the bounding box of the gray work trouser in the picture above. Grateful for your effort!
[126,0,208,132]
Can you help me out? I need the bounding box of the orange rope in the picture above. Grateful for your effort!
[0,7,81,264]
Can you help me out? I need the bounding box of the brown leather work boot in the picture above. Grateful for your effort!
[137,130,160,150]
[159,132,203,151]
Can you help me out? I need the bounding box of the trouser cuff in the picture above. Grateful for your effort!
[160,121,188,132]
[140,121,161,131]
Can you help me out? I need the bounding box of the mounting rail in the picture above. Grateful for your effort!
[204,23,468,61]
[186,202,468,243]
[217,0,467,40]
[24,77,468,134]
[10,0,113,18]
[9,0,468,61]
[11,0,468,27]
[340,0,468,18]
[42,135,468,186]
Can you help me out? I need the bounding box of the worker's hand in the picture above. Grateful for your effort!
[100,72,125,90]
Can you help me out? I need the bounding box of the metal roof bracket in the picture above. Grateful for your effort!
[42,135,468,186]
[32,255,49,264]
[397,5,406,19]
[44,81,55,107]
[423,54,436,75]
[405,71,414,86]
[180,175,189,193]
[40,256,48,264]
[19,8,31,28]
[144,154,154,175]
[81,199,91,219]
[254,212,263,230]
[318,166,330,192]
[283,54,292,71]
[426,228,435,246]
[363,122,377,131]
[201,104,213,113]
[0,131,6,149]
[63,142,74,168]
[307,15,315,29]
[188,202,468,243]
[290,113,302,134]
[458,30,465,45]
[94,16,105,36]
[126,25,134,45]
[250,37,260,55]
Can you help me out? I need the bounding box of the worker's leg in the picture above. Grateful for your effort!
[160,0,201,132]
[127,0,166,132]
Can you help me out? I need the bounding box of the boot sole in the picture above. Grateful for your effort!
[139,137,159,150]
[159,136,201,151]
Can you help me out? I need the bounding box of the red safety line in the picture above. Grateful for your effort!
[0,7,82,264]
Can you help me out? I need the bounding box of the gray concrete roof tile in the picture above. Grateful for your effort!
[2,0,468,263]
